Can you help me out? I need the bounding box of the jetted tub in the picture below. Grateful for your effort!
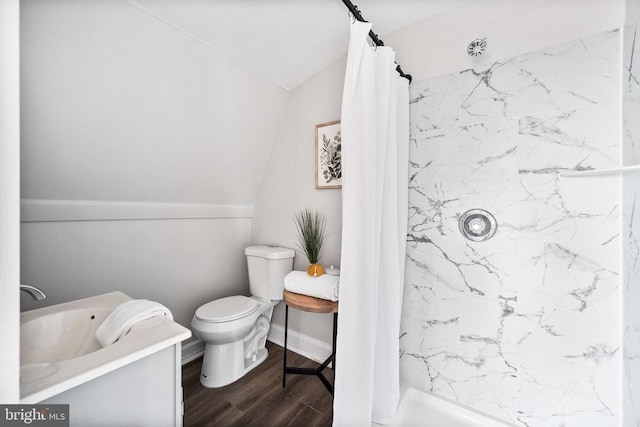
[20,291,191,426]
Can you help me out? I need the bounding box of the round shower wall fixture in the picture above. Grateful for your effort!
[458,208,497,242]
[467,38,487,57]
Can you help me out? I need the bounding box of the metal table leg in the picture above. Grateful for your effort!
[282,304,289,388]
[282,307,337,395]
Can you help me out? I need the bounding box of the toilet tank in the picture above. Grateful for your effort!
[245,245,295,300]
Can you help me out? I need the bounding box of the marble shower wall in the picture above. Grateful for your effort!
[401,30,622,426]
[623,0,640,425]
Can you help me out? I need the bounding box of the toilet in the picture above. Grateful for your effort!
[191,245,295,388]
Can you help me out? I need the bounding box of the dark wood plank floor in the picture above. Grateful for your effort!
[183,341,334,427]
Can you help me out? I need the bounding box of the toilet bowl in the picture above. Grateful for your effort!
[191,245,295,388]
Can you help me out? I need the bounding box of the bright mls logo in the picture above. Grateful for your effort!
[0,405,68,426]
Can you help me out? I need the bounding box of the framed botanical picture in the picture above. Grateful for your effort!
[315,120,342,189]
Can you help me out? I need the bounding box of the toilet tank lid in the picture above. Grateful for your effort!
[245,245,295,260]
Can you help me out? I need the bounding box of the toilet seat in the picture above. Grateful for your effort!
[195,295,259,323]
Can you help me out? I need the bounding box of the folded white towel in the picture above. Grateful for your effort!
[96,299,173,347]
[284,271,340,302]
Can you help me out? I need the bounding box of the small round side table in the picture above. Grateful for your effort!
[282,290,338,395]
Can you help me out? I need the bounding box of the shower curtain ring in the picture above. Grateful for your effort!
[348,11,355,24]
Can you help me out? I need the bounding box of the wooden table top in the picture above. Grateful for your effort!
[283,290,338,314]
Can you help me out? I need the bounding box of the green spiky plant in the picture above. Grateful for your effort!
[293,209,327,276]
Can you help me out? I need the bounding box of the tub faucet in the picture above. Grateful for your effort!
[20,285,47,301]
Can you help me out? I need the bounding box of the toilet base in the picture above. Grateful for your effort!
[198,311,273,388]
[200,342,269,388]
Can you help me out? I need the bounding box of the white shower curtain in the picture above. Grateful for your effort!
[333,20,409,426]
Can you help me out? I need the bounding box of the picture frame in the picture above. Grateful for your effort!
[315,120,342,189]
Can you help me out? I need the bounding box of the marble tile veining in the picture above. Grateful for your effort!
[403,28,623,427]
[459,30,620,126]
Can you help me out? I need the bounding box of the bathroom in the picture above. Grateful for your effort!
[1,0,639,426]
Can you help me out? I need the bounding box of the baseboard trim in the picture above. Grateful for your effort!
[181,339,205,365]
[181,325,333,366]
[267,323,333,365]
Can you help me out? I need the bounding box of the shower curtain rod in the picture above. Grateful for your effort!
[341,0,412,83]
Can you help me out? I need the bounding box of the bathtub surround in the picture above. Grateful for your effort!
[44,348,180,425]
[402,29,622,426]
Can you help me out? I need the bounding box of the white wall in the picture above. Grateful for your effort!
[19,0,288,351]
[0,0,20,404]
[252,58,345,347]
[21,0,288,204]
[20,205,252,330]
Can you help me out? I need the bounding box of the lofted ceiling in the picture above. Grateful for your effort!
[129,0,470,91]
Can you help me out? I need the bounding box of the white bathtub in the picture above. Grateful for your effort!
[20,291,191,426]
[384,386,517,427]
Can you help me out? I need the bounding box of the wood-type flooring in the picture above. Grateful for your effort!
[183,341,334,427]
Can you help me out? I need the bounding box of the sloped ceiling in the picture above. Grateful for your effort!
[20,0,472,206]
[129,0,470,90]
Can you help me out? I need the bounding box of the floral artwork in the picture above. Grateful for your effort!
[315,120,342,189]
